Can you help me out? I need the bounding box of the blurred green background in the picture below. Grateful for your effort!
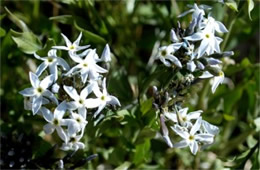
[0,0,259,169]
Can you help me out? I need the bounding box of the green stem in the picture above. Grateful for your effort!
[221,18,236,51]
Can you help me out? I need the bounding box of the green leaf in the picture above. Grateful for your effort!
[74,20,106,44]
[115,161,131,170]
[135,127,156,144]
[247,0,254,20]
[49,15,73,24]
[225,0,238,12]
[11,30,42,54]
[0,27,6,37]
[0,14,6,21]
[140,98,153,115]
[5,7,29,32]
[133,139,151,165]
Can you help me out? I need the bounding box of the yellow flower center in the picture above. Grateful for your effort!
[70,137,76,143]
[37,87,43,94]
[79,99,84,105]
[189,135,194,141]
[205,34,210,38]
[83,63,88,67]
[101,96,106,101]
[47,57,53,63]
[161,50,167,57]
[53,118,59,126]
[76,118,81,123]
[219,71,224,76]
[69,45,75,50]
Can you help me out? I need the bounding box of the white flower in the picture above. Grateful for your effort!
[85,78,121,118]
[100,44,111,62]
[63,83,94,119]
[184,25,222,58]
[34,49,70,81]
[23,96,49,111]
[199,70,225,93]
[156,43,183,67]
[65,110,88,136]
[171,117,214,155]
[165,107,202,127]
[64,49,107,83]
[201,16,228,33]
[178,3,211,19]
[41,101,69,142]
[19,72,58,114]
[52,32,90,57]
[60,132,85,151]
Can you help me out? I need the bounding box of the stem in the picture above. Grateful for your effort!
[221,18,236,51]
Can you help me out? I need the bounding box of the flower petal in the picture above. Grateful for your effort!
[74,32,82,46]
[43,90,58,105]
[80,83,94,99]
[49,64,58,81]
[61,33,72,47]
[19,87,35,97]
[36,62,48,76]
[189,141,199,155]
[173,140,188,148]
[54,101,67,119]
[32,96,42,115]
[171,125,189,139]
[93,103,106,118]
[63,86,80,101]
[40,107,54,122]
[107,96,121,106]
[56,126,68,142]
[29,72,40,88]
[85,98,101,108]
[43,123,55,134]
[40,74,54,89]
[190,117,202,135]
[101,44,111,62]
[56,57,70,71]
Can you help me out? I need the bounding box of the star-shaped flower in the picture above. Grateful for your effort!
[156,43,183,67]
[41,101,69,142]
[19,72,58,114]
[171,117,214,155]
[184,25,222,58]
[52,32,90,57]
[64,49,107,83]
[199,69,225,93]
[165,107,202,127]
[34,49,70,81]
[85,78,121,118]
[63,83,94,119]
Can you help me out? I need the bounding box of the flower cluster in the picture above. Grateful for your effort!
[161,108,219,155]
[156,3,233,93]
[19,33,120,151]
[154,4,232,155]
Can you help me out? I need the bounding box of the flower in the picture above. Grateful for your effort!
[64,49,107,83]
[156,43,183,67]
[85,78,121,118]
[52,32,90,57]
[171,117,214,155]
[41,101,69,142]
[201,16,228,33]
[60,131,85,151]
[63,83,94,118]
[199,70,225,93]
[165,107,202,127]
[100,44,111,62]
[178,3,211,19]
[34,49,70,81]
[67,110,88,135]
[19,72,58,114]
[184,25,222,58]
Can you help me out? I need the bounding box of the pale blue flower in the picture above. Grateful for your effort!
[199,69,225,93]
[63,83,94,119]
[52,32,90,57]
[64,49,107,83]
[184,25,222,58]
[34,49,70,81]
[165,107,202,127]
[19,72,58,114]
[41,101,69,143]
[85,78,121,118]
[171,117,214,155]
[156,43,183,67]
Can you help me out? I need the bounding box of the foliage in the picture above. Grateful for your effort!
[1,0,259,169]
